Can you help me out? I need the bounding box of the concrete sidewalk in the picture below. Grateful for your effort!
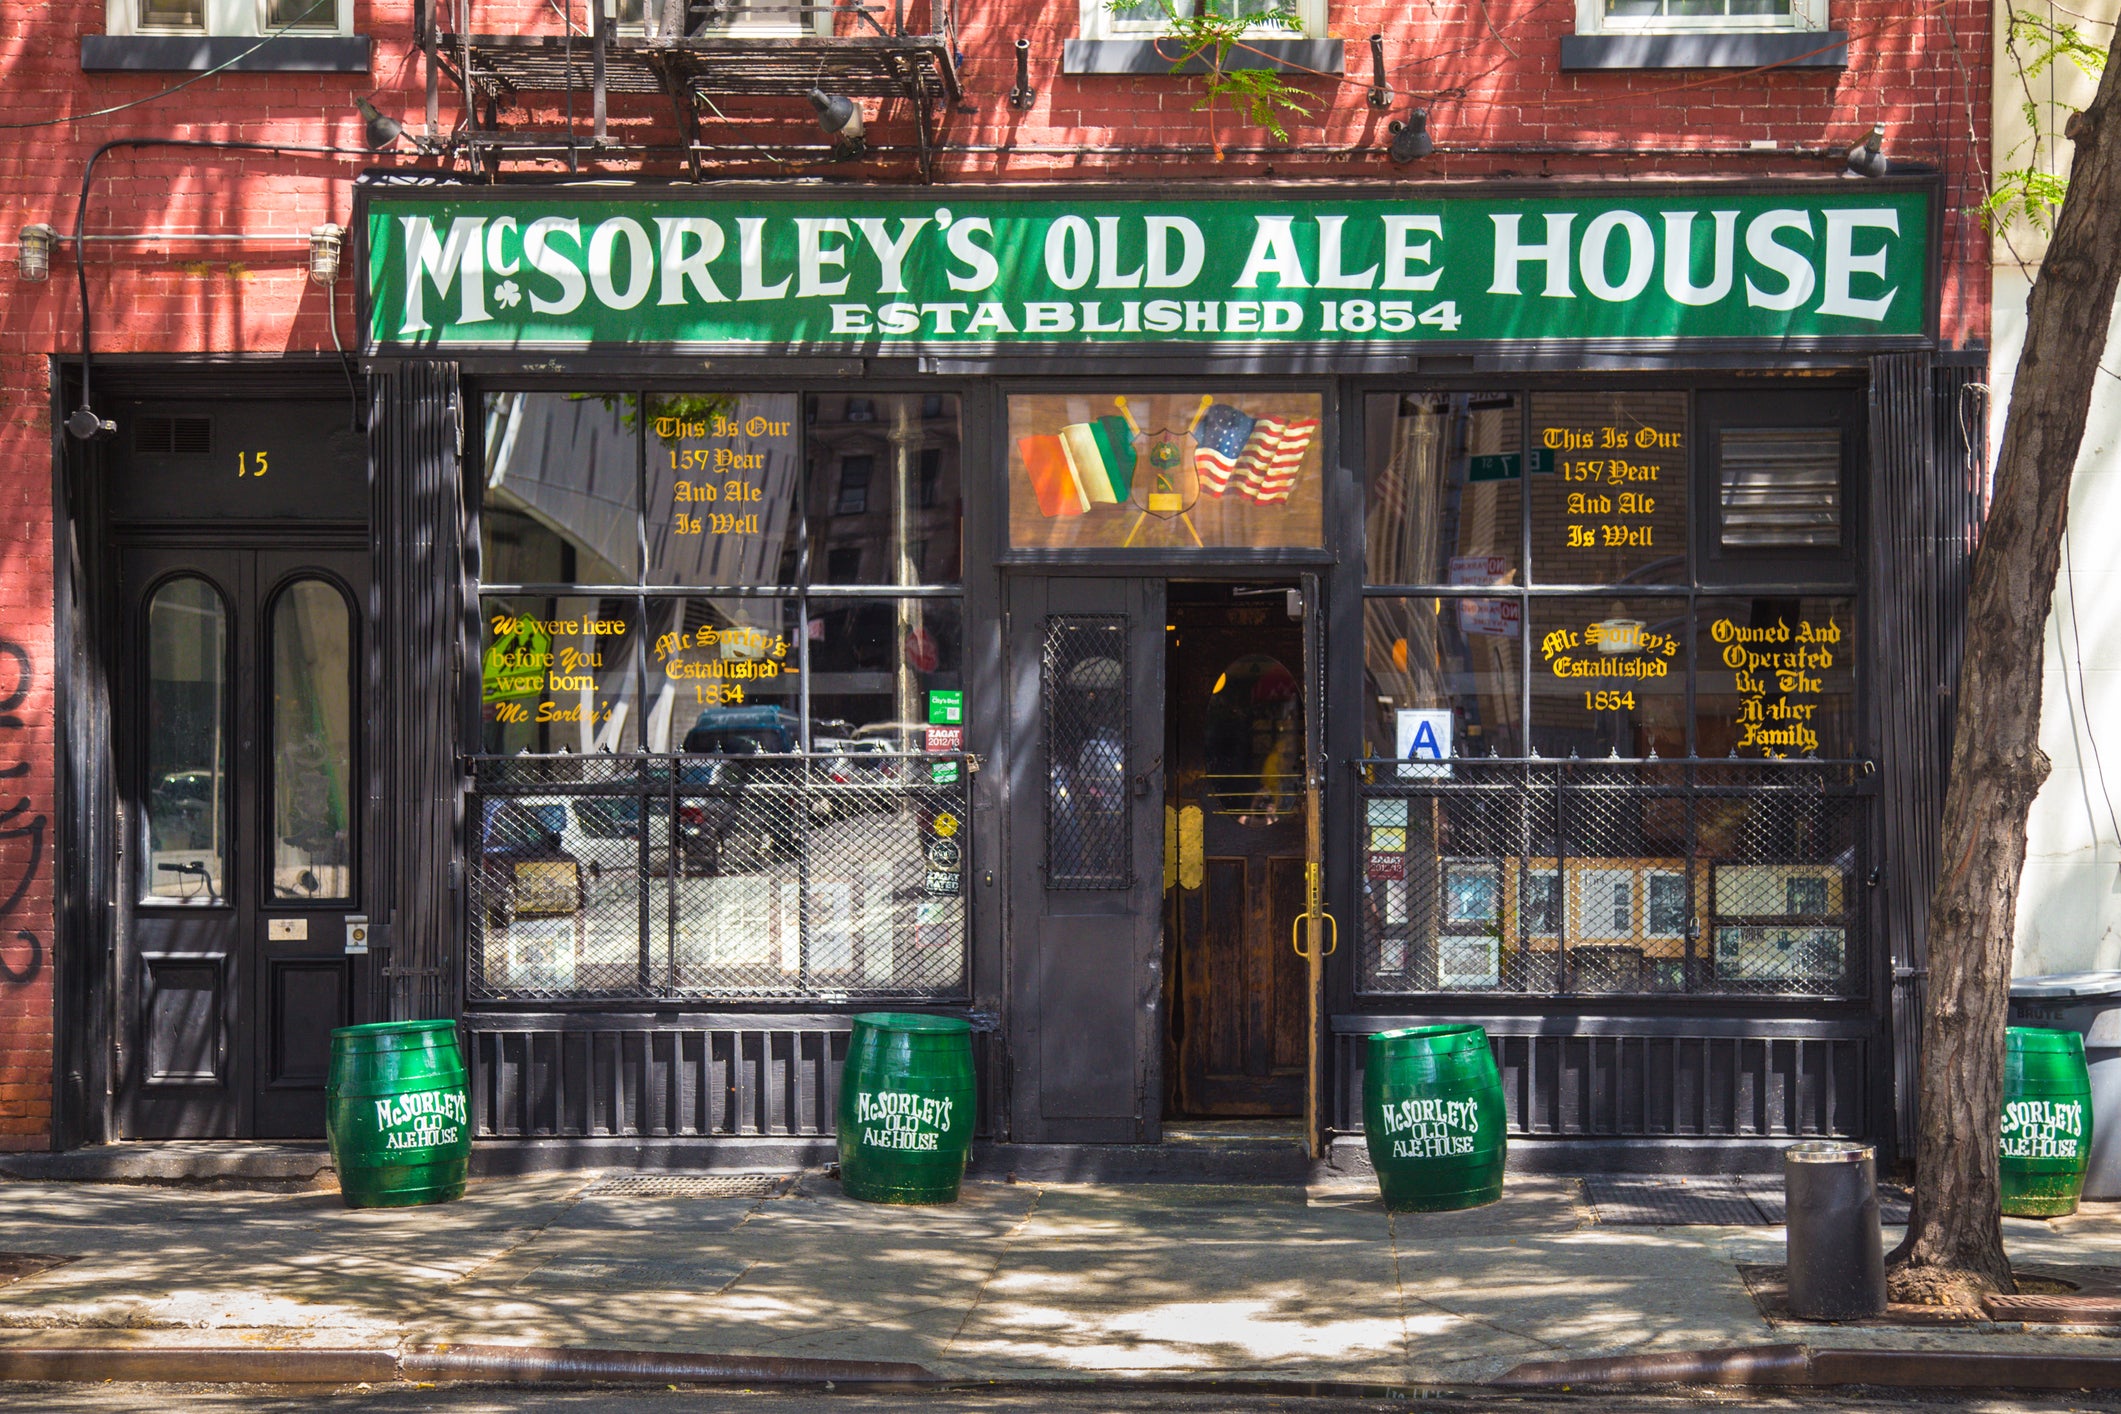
[0,1168,2116,1384]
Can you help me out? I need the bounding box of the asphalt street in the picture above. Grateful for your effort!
[14,1386,2121,1414]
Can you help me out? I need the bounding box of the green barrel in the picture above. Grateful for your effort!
[2001,1025,2093,1218]
[325,1020,473,1210]
[1364,1023,1507,1213]
[836,1013,976,1205]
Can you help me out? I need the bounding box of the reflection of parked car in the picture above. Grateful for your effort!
[479,798,586,924]
[677,707,806,872]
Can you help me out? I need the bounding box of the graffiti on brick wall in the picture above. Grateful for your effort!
[0,641,45,987]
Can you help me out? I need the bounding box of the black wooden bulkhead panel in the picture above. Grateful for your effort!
[1330,1016,1869,1140]
[467,1015,991,1140]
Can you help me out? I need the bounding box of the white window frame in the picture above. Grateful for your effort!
[105,0,351,36]
[1575,0,1825,35]
[1080,0,1326,44]
[626,0,832,42]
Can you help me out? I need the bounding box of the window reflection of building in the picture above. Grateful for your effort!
[805,395,963,588]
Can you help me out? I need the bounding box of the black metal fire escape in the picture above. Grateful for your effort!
[418,0,962,181]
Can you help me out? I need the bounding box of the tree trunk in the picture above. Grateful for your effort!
[1889,35,2121,1303]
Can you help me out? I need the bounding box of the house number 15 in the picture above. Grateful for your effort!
[237,451,270,477]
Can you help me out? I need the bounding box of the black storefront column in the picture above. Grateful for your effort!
[369,359,466,1023]
[1867,351,1988,1157]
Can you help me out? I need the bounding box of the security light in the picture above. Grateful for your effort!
[357,97,407,152]
[17,224,54,283]
[308,223,344,286]
[1845,124,1888,178]
[807,88,867,157]
[1388,109,1434,165]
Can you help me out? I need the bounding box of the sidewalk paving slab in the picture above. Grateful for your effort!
[0,1169,2119,1385]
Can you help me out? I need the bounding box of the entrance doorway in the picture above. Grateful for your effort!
[1163,583,1308,1117]
[100,391,373,1140]
[116,545,367,1138]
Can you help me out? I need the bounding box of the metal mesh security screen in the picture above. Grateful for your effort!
[1043,615,1131,889]
[1358,759,1868,998]
[467,753,968,1000]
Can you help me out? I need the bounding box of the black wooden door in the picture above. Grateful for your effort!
[1006,576,1166,1143]
[118,546,367,1138]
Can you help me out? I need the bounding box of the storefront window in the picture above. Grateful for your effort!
[480,594,643,754]
[1358,382,1866,1001]
[1363,596,1524,762]
[1365,391,1522,587]
[1528,390,1687,586]
[1008,391,1324,550]
[807,597,964,758]
[1527,597,1688,760]
[481,393,638,585]
[471,388,967,1003]
[1695,596,1856,759]
[811,394,963,585]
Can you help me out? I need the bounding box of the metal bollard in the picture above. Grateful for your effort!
[1783,1140,1887,1320]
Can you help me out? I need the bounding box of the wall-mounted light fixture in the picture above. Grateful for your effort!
[1387,109,1433,165]
[1844,123,1888,178]
[1367,35,1392,111]
[807,88,867,158]
[1009,38,1037,111]
[17,224,55,283]
[309,223,344,286]
[356,96,406,152]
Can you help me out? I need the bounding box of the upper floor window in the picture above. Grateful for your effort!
[1082,0,1327,43]
[1579,0,1825,32]
[109,0,351,34]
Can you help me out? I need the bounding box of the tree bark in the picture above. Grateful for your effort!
[1889,35,2121,1303]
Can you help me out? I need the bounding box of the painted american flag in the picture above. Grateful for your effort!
[1192,403,1319,505]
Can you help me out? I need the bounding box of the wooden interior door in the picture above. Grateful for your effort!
[1164,589,1308,1116]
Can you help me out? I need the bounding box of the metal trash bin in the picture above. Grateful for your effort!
[2009,971,2121,1200]
[1784,1140,1887,1320]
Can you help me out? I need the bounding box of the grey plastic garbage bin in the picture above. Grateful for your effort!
[2009,970,2121,1200]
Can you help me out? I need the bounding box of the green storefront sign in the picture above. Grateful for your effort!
[365,189,1930,350]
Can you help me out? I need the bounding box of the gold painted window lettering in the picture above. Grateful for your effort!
[480,596,642,755]
[1695,597,1856,759]
[1526,598,1687,760]
[1528,391,1688,586]
[645,393,803,587]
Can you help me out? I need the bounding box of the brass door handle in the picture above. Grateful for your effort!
[1292,909,1338,959]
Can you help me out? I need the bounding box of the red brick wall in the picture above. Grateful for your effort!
[0,0,1990,1146]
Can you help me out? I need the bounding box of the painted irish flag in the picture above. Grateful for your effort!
[1019,415,1136,517]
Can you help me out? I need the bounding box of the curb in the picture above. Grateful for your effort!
[1495,1344,2121,1391]
[0,1343,937,1387]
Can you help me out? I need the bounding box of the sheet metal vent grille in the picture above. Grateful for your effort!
[132,414,214,456]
